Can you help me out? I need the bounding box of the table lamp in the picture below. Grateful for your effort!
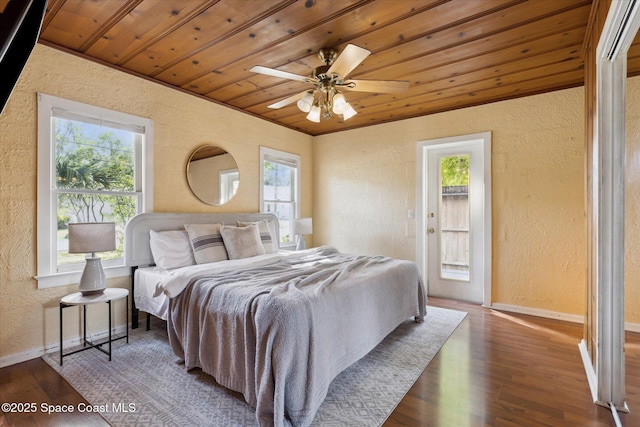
[68,222,116,295]
[294,217,313,250]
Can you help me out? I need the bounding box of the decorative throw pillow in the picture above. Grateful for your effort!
[220,224,266,259]
[237,220,276,253]
[184,223,228,264]
[149,229,196,269]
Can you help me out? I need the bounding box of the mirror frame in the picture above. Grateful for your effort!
[186,145,239,205]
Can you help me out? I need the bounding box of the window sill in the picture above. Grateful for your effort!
[36,265,130,289]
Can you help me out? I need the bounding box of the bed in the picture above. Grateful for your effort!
[124,212,427,427]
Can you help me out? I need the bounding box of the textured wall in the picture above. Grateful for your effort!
[0,44,312,363]
[313,88,588,317]
[627,76,640,325]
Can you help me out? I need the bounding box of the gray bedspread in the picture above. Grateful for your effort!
[166,246,426,427]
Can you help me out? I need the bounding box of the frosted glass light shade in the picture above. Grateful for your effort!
[342,103,358,120]
[297,92,314,113]
[306,104,321,122]
[68,222,116,253]
[332,92,348,114]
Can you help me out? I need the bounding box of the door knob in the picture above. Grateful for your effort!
[428,227,435,233]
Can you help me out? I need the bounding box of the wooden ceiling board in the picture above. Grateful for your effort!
[193,0,445,99]
[37,0,607,136]
[122,1,290,77]
[208,0,521,104]
[40,0,133,51]
[243,16,588,117]
[152,0,362,86]
[84,0,213,66]
[229,0,585,105]
[349,0,590,74]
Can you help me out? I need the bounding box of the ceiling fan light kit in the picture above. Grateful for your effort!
[297,91,314,113]
[251,44,408,123]
[306,103,321,122]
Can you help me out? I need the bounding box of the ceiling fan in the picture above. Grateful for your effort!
[250,44,409,122]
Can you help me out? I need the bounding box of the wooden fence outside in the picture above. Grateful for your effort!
[440,185,469,278]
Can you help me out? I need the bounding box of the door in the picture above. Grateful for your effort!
[424,138,486,303]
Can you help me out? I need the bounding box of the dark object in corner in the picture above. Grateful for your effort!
[0,0,48,116]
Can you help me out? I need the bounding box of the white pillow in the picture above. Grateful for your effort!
[184,223,229,264]
[149,230,196,270]
[237,220,276,253]
[220,225,266,259]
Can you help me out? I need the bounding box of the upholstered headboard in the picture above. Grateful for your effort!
[124,212,280,267]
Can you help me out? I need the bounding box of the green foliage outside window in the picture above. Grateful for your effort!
[440,155,469,187]
[55,119,136,265]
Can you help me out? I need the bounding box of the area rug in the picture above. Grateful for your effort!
[42,306,466,426]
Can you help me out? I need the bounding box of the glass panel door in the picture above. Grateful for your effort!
[423,134,487,304]
[439,154,470,281]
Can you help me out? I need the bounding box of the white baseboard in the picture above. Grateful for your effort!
[488,302,640,333]
[488,302,584,324]
[625,321,640,333]
[0,324,128,368]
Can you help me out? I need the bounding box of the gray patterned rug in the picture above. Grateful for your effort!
[42,306,466,426]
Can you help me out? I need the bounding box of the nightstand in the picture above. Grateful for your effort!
[59,288,129,365]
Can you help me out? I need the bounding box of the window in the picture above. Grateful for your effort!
[219,168,239,204]
[36,94,153,288]
[260,147,300,248]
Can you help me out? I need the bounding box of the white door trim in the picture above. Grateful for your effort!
[416,131,492,306]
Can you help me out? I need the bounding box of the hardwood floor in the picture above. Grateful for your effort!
[0,298,637,426]
[385,298,639,427]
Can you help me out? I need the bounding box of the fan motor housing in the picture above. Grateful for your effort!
[312,65,332,80]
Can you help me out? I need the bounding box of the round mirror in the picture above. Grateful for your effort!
[187,145,239,205]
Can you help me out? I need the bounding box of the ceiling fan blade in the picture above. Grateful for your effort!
[267,91,309,109]
[342,79,410,94]
[250,66,310,83]
[327,44,371,78]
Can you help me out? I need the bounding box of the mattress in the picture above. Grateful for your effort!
[134,266,170,320]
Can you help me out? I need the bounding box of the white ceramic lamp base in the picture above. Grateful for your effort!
[296,236,307,251]
[79,256,107,295]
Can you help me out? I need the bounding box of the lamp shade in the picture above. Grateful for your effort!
[294,217,313,235]
[68,222,116,254]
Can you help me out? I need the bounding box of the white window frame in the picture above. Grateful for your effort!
[219,168,239,204]
[36,93,153,288]
[259,146,300,249]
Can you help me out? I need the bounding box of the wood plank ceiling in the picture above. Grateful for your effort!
[34,0,629,136]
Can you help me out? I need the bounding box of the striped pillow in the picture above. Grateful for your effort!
[184,223,228,264]
[237,220,276,253]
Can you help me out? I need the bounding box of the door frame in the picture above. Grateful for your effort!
[579,0,640,414]
[416,132,492,306]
